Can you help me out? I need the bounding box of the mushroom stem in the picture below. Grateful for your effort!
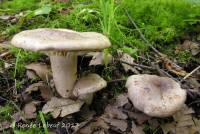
[50,52,77,98]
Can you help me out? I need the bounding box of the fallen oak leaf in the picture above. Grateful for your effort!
[0,121,11,131]
[113,93,129,107]
[72,110,95,133]
[104,104,127,120]
[25,62,52,81]
[161,105,200,134]
[26,70,39,80]
[117,50,140,73]
[101,116,128,132]
[92,129,106,134]
[23,101,40,119]
[25,82,45,93]
[165,60,187,77]
[77,118,109,134]
[182,40,200,56]
[42,97,84,118]
[12,112,24,122]
[89,52,113,66]
[24,82,53,101]
[126,110,151,125]
[0,15,10,20]
[59,7,73,14]
[131,122,145,134]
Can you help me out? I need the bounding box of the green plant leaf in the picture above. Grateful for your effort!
[34,5,52,16]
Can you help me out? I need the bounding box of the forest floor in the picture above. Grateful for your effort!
[0,0,200,134]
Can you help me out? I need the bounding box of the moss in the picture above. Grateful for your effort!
[161,44,195,64]
[0,0,40,13]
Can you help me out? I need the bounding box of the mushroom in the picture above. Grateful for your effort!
[11,28,111,98]
[126,74,186,117]
[73,73,107,104]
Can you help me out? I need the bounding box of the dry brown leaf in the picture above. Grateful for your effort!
[42,97,84,118]
[26,70,38,80]
[92,129,106,134]
[101,117,128,132]
[78,118,109,134]
[161,105,200,134]
[39,85,54,101]
[0,121,11,131]
[25,63,52,81]
[187,78,200,91]
[0,15,10,20]
[23,101,40,119]
[131,122,145,134]
[114,93,129,107]
[4,62,12,69]
[161,123,176,134]
[25,82,53,101]
[89,52,113,66]
[182,40,200,56]
[127,111,151,125]
[48,131,57,134]
[0,51,11,59]
[104,105,127,120]
[117,51,138,73]
[165,60,187,76]
[12,112,24,122]
[59,7,73,14]
[25,82,45,93]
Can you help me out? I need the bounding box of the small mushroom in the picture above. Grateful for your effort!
[73,73,107,104]
[11,28,110,98]
[126,74,186,117]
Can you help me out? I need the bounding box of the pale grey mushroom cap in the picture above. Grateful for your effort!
[11,28,111,52]
[126,74,186,117]
[11,28,110,98]
[73,73,107,105]
[73,73,107,97]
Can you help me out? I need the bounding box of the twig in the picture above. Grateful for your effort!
[124,9,163,56]
[158,69,180,82]
[119,60,155,70]
[72,116,93,134]
[188,100,200,106]
[0,96,8,101]
[0,51,10,59]
[125,9,185,76]
[183,66,200,80]
[155,64,180,82]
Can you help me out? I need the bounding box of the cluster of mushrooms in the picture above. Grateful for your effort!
[11,28,186,118]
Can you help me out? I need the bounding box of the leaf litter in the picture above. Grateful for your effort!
[0,38,200,134]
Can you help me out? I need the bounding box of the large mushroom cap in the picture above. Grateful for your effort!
[11,28,111,52]
[126,74,186,117]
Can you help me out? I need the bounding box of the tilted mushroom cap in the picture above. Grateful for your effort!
[73,73,107,105]
[11,28,111,52]
[73,73,107,97]
[126,74,186,117]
